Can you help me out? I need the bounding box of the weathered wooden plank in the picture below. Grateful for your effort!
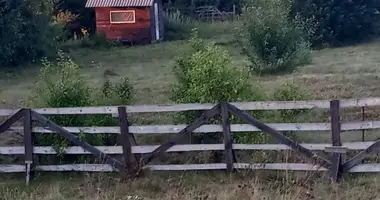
[2,163,380,173]
[2,98,380,116]
[330,100,342,181]
[118,107,138,171]
[234,163,328,171]
[23,109,33,185]
[227,103,332,169]
[324,146,348,154]
[221,103,234,172]
[141,104,221,165]
[0,109,24,134]
[30,111,123,170]
[1,142,376,155]
[342,138,380,173]
[9,121,380,135]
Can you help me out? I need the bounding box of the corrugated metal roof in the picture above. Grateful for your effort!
[85,0,154,7]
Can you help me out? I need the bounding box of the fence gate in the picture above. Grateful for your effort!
[139,102,339,179]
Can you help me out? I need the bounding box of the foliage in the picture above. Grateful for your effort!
[55,0,96,36]
[0,0,58,67]
[98,77,135,106]
[27,51,99,153]
[165,0,245,13]
[60,32,121,50]
[27,51,134,154]
[171,29,267,144]
[238,0,312,75]
[171,29,255,109]
[292,0,380,46]
[271,79,311,140]
[273,79,310,123]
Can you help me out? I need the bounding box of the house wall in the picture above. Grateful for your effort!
[95,7,151,42]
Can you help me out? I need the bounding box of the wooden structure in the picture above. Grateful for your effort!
[165,5,236,22]
[195,6,235,22]
[2,98,380,183]
[85,0,164,43]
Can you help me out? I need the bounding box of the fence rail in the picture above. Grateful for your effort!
[5,121,380,134]
[2,98,380,183]
[1,98,380,116]
[2,163,380,173]
[0,142,377,155]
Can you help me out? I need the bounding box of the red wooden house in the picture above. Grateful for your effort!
[85,0,164,43]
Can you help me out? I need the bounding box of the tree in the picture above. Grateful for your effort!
[55,0,95,36]
[0,0,55,66]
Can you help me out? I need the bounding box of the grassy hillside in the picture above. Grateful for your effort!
[2,38,380,109]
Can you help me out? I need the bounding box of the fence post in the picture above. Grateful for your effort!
[117,107,138,179]
[221,102,234,172]
[23,109,34,185]
[329,100,342,182]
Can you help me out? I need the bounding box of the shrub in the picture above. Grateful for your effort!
[171,29,267,144]
[292,0,380,46]
[238,0,312,75]
[27,51,134,153]
[60,32,120,50]
[27,51,101,153]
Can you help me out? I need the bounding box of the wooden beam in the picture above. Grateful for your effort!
[9,121,380,134]
[221,102,234,172]
[118,107,138,178]
[30,110,124,170]
[329,100,342,182]
[324,146,348,154]
[342,138,380,173]
[140,104,221,165]
[0,109,24,134]
[227,103,331,169]
[2,98,380,116]
[1,142,376,155]
[3,163,380,173]
[23,109,33,185]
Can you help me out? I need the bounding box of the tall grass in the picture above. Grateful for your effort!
[164,11,239,41]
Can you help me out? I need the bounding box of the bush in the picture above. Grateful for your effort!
[60,32,120,50]
[292,0,380,46]
[27,51,134,154]
[238,0,312,75]
[171,29,267,144]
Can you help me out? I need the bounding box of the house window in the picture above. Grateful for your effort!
[110,10,136,24]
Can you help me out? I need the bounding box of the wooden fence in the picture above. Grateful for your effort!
[1,98,380,184]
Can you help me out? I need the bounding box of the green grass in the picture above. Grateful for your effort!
[1,171,380,200]
[2,23,380,199]
[2,38,380,108]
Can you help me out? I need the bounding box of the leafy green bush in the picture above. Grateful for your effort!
[171,29,267,144]
[292,0,380,46]
[238,0,312,75]
[27,51,134,154]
